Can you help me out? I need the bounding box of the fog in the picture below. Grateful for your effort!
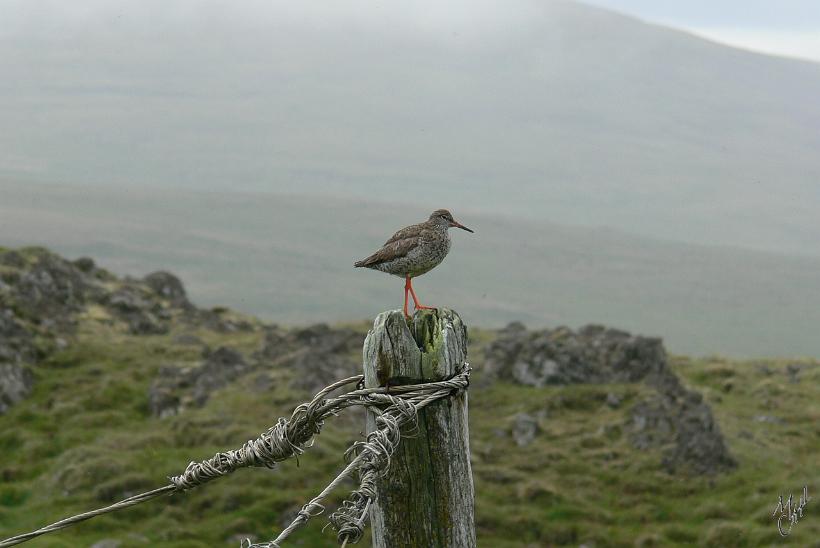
[2,0,819,355]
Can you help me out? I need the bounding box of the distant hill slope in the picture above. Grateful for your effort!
[3,181,820,357]
[2,0,819,256]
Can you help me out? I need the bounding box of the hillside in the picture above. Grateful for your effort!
[2,0,820,256]
[3,181,820,357]
[1,247,818,547]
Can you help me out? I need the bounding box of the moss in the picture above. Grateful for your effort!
[412,309,448,379]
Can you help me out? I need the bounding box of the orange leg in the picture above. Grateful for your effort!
[407,277,434,310]
[403,277,411,317]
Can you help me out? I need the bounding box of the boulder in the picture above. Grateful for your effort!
[257,324,361,393]
[485,323,667,387]
[148,346,249,417]
[628,380,737,475]
[73,257,96,273]
[143,271,190,308]
[15,251,91,322]
[107,284,169,335]
[511,413,540,447]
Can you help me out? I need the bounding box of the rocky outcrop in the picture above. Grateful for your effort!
[485,323,667,387]
[1,301,38,416]
[486,322,736,475]
[107,283,172,335]
[257,324,361,393]
[143,271,190,308]
[13,250,94,326]
[630,389,737,475]
[149,347,249,418]
[0,248,194,335]
[0,308,37,365]
[0,246,219,414]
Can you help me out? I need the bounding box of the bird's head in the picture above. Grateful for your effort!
[430,209,474,233]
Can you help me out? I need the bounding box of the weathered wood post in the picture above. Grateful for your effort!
[362,308,475,547]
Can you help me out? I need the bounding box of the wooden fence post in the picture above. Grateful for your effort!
[362,308,475,547]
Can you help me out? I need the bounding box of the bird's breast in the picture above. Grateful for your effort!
[404,232,451,276]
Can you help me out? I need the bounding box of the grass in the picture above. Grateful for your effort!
[1,315,819,547]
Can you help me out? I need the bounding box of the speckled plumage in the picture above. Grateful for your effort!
[354,209,471,278]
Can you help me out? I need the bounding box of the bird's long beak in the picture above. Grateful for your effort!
[450,220,474,233]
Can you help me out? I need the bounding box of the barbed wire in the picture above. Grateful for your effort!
[0,363,470,548]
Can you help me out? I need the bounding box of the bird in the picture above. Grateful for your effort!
[354,209,474,317]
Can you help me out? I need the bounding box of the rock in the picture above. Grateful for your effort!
[148,366,183,418]
[250,373,274,393]
[0,363,34,415]
[73,257,96,273]
[15,251,91,322]
[511,413,540,447]
[192,347,248,405]
[190,307,254,333]
[256,326,289,361]
[143,271,190,308]
[0,250,26,268]
[149,346,249,417]
[0,309,36,365]
[488,322,736,476]
[485,322,668,387]
[629,390,737,475]
[785,363,802,383]
[108,285,168,335]
[257,324,361,393]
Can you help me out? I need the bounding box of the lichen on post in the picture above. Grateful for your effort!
[362,308,476,548]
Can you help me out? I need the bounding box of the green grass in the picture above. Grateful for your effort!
[1,318,819,547]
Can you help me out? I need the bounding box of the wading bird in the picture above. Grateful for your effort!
[354,209,473,317]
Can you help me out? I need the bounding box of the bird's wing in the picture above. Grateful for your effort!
[354,235,420,267]
[384,222,424,245]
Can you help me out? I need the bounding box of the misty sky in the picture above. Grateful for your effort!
[2,0,819,353]
[2,0,819,258]
[584,0,820,61]
[3,1,819,61]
